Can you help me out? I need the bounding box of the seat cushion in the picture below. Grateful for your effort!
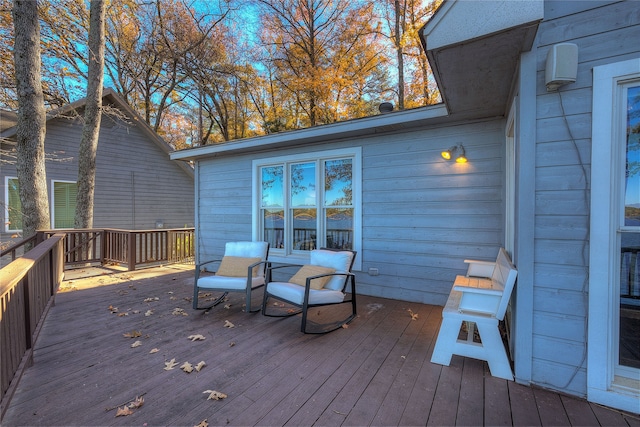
[310,250,354,290]
[289,265,335,289]
[198,275,265,290]
[267,282,345,305]
[217,256,261,277]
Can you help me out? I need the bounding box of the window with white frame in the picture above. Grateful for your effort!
[5,177,22,232]
[589,58,640,413]
[253,148,361,264]
[52,180,77,229]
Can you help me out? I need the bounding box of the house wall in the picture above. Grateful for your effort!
[196,118,505,306]
[526,0,640,397]
[0,113,194,246]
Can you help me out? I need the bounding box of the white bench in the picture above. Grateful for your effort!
[431,248,518,380]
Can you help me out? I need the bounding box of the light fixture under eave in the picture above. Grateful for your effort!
[441,147,454,160]
[455,145,467,163]
[441,144,468,163]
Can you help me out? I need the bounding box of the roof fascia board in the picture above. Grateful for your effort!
[170,104,449,161]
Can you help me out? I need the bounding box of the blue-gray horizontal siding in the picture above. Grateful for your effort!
[0,113,194,244]
[530,0,640,397]
[196,118,505,306]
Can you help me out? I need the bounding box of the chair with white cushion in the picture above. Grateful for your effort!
[261,248,357,333]
[193,241,270,313]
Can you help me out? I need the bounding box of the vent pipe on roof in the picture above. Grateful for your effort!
[378,102,394,114]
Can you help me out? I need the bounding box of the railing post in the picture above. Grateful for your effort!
[128,231,136,271]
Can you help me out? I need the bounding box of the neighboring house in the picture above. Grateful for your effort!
[170,0,639,414]
[1,88,194,246]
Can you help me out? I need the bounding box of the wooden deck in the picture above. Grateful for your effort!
[3,265,639,427]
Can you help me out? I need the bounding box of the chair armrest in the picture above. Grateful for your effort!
[464,259,496,278]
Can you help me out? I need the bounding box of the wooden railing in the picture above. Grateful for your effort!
[37,228,195,271]
[0,233,65,420]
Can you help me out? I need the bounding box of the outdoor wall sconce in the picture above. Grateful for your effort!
[441,144,467,163]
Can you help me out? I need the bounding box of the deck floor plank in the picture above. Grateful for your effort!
[2,265,638,426]
[508,380,542,426]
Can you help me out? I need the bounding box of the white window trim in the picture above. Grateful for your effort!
[252,147,362,270]
[51,179,77,230]
[4,176,22,233]
[589,57,640,414]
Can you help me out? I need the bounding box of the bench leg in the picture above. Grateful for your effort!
[430,316,460,366]
[430,315,513,381]
[474,319,513,380]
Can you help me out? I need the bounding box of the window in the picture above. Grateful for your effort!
[254,148,361,267]
[589,58,640,413]
[5,177,22,232]
[52,181,77,229]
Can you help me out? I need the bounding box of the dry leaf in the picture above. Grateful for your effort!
[108,305,118,313]
[132,310,140,314]
[115,406,133,417]
[224,304,231,309]
[228,342,235,347]
[203,390,227,400]
[223,320,235,328]
[195,361,206,372]
[123,330,142,338]
[131,340,142,348]
[181,361,194,373]
[341,323,349,329]
[173,308,188,316]
[128,396,144,409]
[195,419,208,427]
[145,310,153,316]
[408,309,418,320]
[188,334,206,341]
[170,296,177,300]
[164,358,178,370]
[117,312,129,317]
[144,297,159,302]
[149,348,159,354]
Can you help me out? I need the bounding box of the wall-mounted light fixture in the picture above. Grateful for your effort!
[441,144,467,163]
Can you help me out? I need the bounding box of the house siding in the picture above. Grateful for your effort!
[529,0,640,396]
[196,118,505,306]
[1,110,194,246]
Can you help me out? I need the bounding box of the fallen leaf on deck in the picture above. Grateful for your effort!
[145,310,153,316]
[149,348,159,354]
[195,361,206,372]
[108,305,118,313]
[115,406,133,417]
[164,358,178,370]
[132,310,140,314]
[173,308,188,316]
[170,296,177,300]
[181,362,194,373]
[223,320,234,328]
[229,341,235,347]
[168,291,174,294]
[195,419,208,427]
[188,334,206,341]
[203,390,227,400]
[408,309,418,320]
[224,304,231,309]
[129,396,144,409]
[131,340,142,348]
[144,297,160,302]
[117,312,129,317]
[341,323,349,329]
[123,330,142,338]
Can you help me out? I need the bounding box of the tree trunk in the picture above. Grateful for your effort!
[75,0,106,229]
[395,0,405,110]
[12,0,50,239]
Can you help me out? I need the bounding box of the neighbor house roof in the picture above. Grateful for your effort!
[0,110,18,133]
[1,88,193,178]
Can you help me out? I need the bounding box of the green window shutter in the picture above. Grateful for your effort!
[7,178,22,231]
[53,182,77,229]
